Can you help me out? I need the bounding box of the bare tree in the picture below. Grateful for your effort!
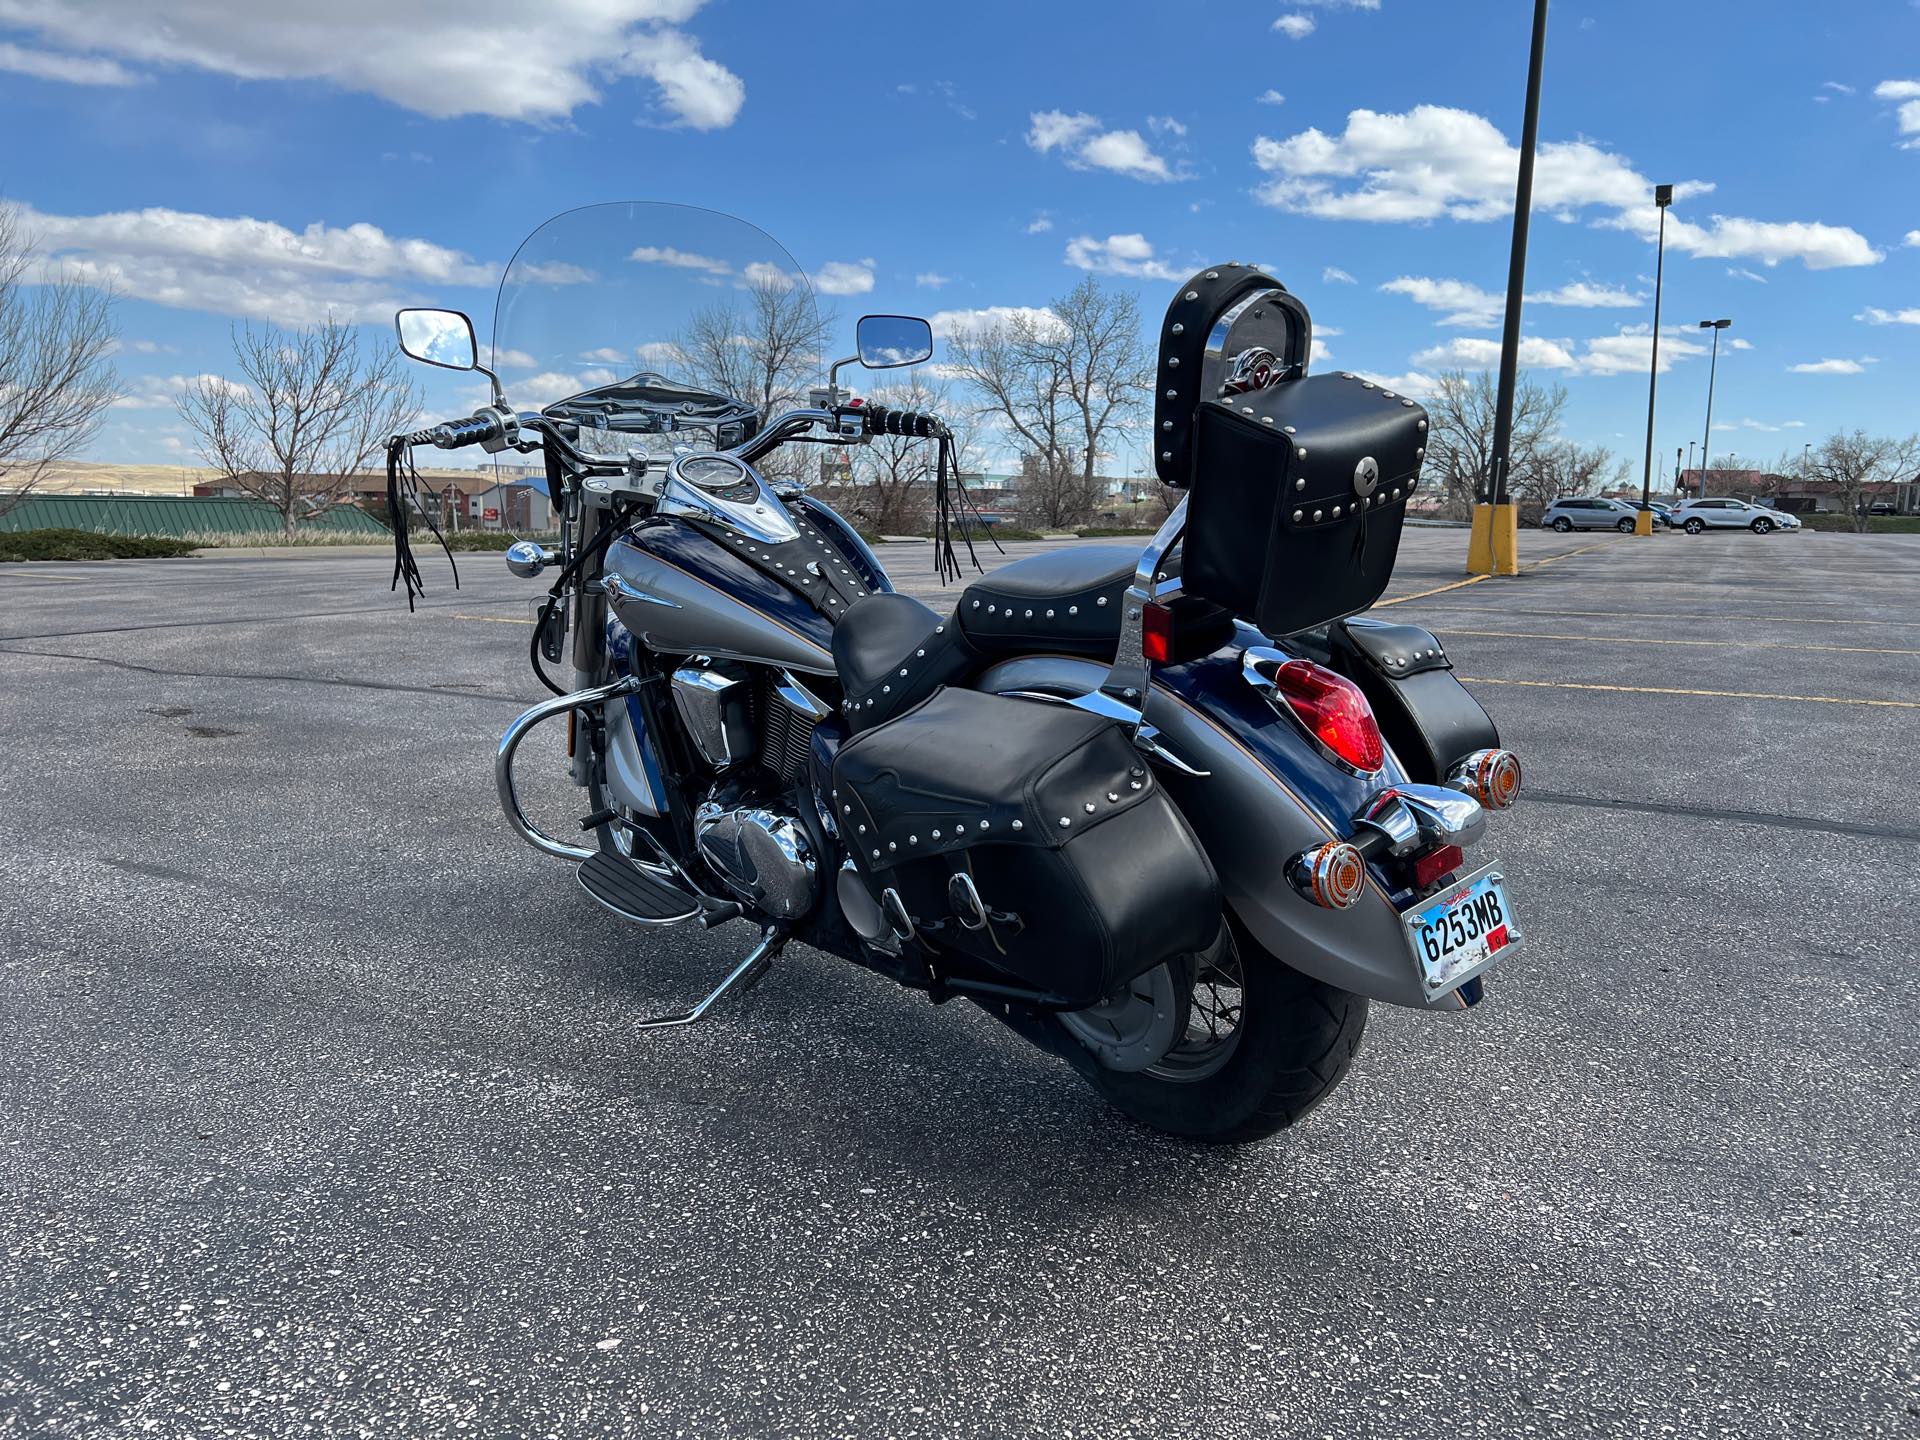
[0,205,121,515]
[1422,369,1568,520]
[1534,441,1628,501]
[677,278,833,482]
[1805,429,1920,532]
[177,319,420,539]
[946,276,1152,529]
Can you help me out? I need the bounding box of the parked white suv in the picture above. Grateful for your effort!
[1541,497,1641,532]
[1670,498,1802,535]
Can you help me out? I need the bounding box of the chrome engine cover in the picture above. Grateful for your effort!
[694,799,819,919]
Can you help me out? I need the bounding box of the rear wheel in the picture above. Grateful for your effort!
[1550,517,1573,533]
[1685,517,1706,534]
[1061,910,1368,1144]
[1616,517,1635,533]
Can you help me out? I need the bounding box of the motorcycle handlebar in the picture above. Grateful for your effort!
[859,404,946,440]
[427,413,506,449]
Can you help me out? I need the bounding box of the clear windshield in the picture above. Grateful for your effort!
[492,202,826,449]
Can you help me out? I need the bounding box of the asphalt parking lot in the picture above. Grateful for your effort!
[2,525,1916,1438]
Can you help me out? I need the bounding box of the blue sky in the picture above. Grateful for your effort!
[2,0,1915,479]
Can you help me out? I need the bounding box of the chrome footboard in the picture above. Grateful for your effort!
[495,676,637,861]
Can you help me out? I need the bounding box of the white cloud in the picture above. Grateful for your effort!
[17,202,494,325]
[1858,305,1920,326]
[1527,281,1641,308]
[1026,110,1178,181]
[1148,115,1188,137]
[1409,323,1707,376]
[1351,370,1439,399]
[0,1,745,129]
[635,340,688,368]
[1905,231,1920,248]
[812,259,875,296]
[1064,234,1183,281]
[1729,338,1754,350]
[112,373,250,409]
[493,348,540,369]
[1025,213,1055,234]
[1788,357,1874,374]
[1382,276,1503,327]
[1257,89,1286,106]
[580,347,628,363]
[740,260,797,292]
[1414,335,1578,370]
[1027,110,1100,153]
[914,272,954,289]
[0,41,139,85]
[1719,417,1806,433]
[1823,81,1856,95]
[1574,324,1707,376]
[1253,104,1881,269]
[1273,15,1316,38]
[1726,267,1768,283]
[1875,79,1920,148]
[629,245,733,275]
[929,305,1064,341]
[1322,266,1356,284]
[516,368,620,406]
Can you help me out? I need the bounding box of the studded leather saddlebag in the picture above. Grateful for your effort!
[830,689,1220,1007]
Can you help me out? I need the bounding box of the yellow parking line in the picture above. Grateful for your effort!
[1379,575,1490,607]
[1459,675,1920,710]
[0,570,86,581]
[449,612,535,625]
[1439,626,1920,658]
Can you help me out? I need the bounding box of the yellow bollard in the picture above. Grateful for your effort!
[1466,503,1521,576]
[1633,508,1656,536]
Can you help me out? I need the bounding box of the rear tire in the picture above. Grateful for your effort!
[1066,910,1368,1144]
[1616,518,1635,533]
[1550,517,1573,533]
[1685,518,1705,534]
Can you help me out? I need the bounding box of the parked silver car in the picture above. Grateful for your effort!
[1541,497,1642,533]
[1670,498,1802,535]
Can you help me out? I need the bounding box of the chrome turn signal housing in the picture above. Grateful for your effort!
[1288,840,1368,910]
[1447,748,1522,811]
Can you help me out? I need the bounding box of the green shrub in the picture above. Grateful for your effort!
[0,529,198,562]
[1793,513,1920,534]
[1075,526,1157,538]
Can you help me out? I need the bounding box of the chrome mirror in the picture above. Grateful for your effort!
[396,308,479,371]
[855,314,933,369]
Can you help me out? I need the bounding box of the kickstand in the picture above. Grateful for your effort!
[634,925,787,1031]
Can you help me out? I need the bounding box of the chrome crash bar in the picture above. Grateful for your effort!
[495,675,639,861]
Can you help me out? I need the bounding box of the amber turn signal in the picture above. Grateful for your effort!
[1448,748,1522,810]
[1288,840,1368,910]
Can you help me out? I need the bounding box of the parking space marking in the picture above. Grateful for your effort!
[1437,626,1920,657]
[1379,575,1490,606]
[0,570,86,582]
[1458,675,1920,709]
[450,611,535,625]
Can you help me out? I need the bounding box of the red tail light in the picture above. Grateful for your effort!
[1269,660,1385,773]
[1412,844,1464,890]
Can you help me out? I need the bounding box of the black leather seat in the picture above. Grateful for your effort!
[830,592,978,732]
[956,545,1136,658]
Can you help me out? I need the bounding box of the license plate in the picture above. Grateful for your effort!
[1401,863,1522,994]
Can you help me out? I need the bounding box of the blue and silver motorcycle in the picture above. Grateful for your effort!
[389,202,1527,1143]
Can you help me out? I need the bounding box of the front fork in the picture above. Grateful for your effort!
[565,487,615,788]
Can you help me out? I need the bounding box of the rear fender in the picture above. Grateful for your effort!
[973,651,1447,1010]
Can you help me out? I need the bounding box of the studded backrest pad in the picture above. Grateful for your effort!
[1183,371,1427,637]
[1154,264,1309,490]
[830,689,1157,875]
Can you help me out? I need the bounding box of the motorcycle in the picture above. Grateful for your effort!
[386,202,1527,1143]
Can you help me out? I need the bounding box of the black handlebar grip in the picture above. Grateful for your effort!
[861,404,943,439]
[430,414,504,449]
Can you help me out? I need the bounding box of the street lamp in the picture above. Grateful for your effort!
[1697,318,1732,499]
[1637,184,1675,535]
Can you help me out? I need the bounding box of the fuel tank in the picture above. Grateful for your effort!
[604,518,872,676]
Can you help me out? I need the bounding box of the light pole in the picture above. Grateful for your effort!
[1637,184,1675,535]
[1697,318,1732,499]
[1469,0,1550,577]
